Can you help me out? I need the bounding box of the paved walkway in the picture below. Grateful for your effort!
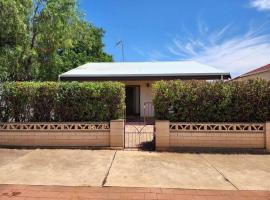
[1,185,270,200]
[1,149,270,191]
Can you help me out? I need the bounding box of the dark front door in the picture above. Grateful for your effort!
[125,86,140,116]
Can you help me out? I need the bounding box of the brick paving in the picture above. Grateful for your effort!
[0,185,270,200]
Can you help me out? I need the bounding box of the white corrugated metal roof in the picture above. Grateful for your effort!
[59,61,230,79]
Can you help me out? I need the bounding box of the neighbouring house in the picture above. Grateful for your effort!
[59,61,230,120]
[233,63,270,81]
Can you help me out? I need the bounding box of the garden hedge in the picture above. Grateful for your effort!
[0,81,125,122]
[153,79,270,122]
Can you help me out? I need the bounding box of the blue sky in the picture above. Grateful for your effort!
[79,0,270,77]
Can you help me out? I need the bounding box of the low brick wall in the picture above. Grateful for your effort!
[170,123,265,148]
[156,121,270,152]
[0,122,114,147]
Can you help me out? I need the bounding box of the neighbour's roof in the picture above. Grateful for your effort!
[59,61,231,81]
[235,63,270,79]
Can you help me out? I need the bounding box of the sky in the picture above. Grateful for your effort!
[79,0,270,77]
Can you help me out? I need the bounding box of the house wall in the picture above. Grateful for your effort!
[122,80,155,117]
[236,70,270,81]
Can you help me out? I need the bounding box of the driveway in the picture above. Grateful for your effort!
[0,149,270,190]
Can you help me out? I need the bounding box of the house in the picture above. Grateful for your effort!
[233,63,270,81]
[59,61,230,119]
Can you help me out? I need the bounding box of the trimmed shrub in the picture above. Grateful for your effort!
[55,82,125,122]
[0,81,125,122]
[1,82,33,122]
[153,79,270,122]
[30,82,58,122]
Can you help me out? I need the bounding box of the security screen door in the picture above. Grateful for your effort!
[125,85,140,116]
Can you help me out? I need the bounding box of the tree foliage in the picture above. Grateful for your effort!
[0,0,112,81]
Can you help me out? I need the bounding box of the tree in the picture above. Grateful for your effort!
[0,0,112,81]
[0,0,32,81]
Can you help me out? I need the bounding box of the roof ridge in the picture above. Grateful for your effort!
[84,60,196,64]
[240,63,270,77]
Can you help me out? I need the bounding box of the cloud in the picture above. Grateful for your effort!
[147,50,171,61]
[250,0,270,11]
[168,24,270,77]
[132,46,171,61]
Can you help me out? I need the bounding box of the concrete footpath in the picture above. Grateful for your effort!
[0,149,270,191]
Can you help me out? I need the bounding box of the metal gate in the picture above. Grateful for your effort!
[124,122,155,150]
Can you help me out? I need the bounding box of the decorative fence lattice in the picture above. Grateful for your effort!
[0,123,110,131]
[169,123,265,133]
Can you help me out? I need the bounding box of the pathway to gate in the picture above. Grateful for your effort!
[124,123,155,150]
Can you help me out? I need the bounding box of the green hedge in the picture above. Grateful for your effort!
[0,82,125,122]
[153,79,270,122]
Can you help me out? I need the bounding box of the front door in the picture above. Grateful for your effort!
[125,86,140,116]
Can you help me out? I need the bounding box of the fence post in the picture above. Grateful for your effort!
[266,122,270,153]
[155,120,170,151]
[110,119,124,148]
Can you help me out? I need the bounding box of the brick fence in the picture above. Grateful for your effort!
[156,121,270,152]
[1,120,270,152]
[0,120,124,148]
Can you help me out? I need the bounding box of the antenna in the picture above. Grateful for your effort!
[115,40,125,62]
